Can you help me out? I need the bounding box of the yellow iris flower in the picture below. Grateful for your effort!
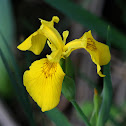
[17,16,111,112]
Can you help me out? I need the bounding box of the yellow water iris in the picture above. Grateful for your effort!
[17,16,111,112]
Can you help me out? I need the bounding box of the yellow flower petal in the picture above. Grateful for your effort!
[62,30,69,44]
[39,16,64,50]
[17,29,46,55]
[62,39,84,57]
[97,64,105,77]
[47,40,56,52]
[23,58,65,112]
[81,30,111,77]
[46,49,62,63]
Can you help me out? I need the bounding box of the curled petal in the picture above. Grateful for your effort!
[23,58,65,112]
[17,29,46,55]
[97,64,105,77]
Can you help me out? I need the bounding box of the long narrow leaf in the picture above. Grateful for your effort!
[0,33,36,126]
[0,49,20,96]
[44,0,126,51]
[0,31,22,84]
[0,0,15,97]
[96,26,112,126]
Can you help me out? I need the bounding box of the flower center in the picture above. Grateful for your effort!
[41,61,57,78]
[86,38,97,51]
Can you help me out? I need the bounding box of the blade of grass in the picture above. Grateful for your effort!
[44,0,126,51]
[0,33,36,126]
[96,26,112,126]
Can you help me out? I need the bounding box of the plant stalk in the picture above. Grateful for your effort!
[71,100,91,126]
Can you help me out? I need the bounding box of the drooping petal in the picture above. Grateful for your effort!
[23,58,65,112]
[97,64,105,77]
[17,29,47,55]
[81,30,111,77]
[90,51,105,77]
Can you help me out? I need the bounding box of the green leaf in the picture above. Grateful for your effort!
[0,0,15,97]
[80,102,93,118]
[0,34,36,126]
[45,108,71,126]
[44,0,126,51]
[65,57,75,79]
[0,61,13,97]
[62,75,75,101]
[60,58,75,101]
[60,57,74,79]
[0,0,15,45]
[90,90,102,126]
[96,26,112,126]
[60,58,65,72]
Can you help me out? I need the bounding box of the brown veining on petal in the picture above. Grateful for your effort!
[41,60,57,78]
[86,38,97,51]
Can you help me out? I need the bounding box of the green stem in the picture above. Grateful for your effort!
[71,101,91,126]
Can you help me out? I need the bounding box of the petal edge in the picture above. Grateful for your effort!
[23,58,65,112]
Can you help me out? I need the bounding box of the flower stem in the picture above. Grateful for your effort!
[71,100,91,126]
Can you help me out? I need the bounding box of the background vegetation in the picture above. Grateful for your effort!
[0,0,126,126]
